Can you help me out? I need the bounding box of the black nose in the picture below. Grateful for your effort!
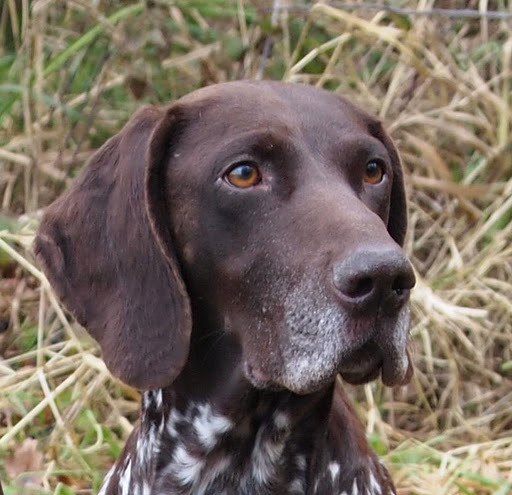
[333,247,415,313]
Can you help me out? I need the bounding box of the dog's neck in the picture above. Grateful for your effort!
[101,328,395,494]
[140,384,332,494]
[142,327,336,493]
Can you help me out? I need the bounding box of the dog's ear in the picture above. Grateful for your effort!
[35,107,192,390]
[372,122,407,246]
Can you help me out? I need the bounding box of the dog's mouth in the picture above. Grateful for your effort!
[339,340,412,387]
[241,300,413,393]
[244,343,412,395]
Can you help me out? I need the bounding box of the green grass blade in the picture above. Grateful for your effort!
[43,3,144,77]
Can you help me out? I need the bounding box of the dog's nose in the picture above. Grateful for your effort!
[333,247,415,313]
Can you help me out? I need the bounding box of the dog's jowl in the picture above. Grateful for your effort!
[36,81,415,495]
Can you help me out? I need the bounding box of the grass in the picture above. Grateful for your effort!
[0,1,511,493]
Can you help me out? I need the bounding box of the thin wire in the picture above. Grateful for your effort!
[272,1,512,20]
[257,0,283,79]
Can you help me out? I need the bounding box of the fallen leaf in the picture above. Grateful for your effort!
[5,438,44,488]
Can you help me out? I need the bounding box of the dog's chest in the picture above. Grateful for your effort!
[145,393,308,494]
[101,391,392,495]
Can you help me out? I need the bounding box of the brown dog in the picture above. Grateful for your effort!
[36,81,415,495]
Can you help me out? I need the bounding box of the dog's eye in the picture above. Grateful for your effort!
[225,162,261,188]
[363,160,385,184]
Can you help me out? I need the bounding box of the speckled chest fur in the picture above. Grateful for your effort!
[99,390,395,495]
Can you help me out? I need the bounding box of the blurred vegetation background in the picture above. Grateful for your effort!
[0,0,511,494]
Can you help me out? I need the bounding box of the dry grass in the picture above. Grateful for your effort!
[0,1,511,494]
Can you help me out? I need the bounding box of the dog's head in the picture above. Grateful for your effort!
[35,81,415,394]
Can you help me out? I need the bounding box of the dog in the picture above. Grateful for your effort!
[35,80,415,495]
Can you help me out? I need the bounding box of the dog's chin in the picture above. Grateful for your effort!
[243,360,339,395]
[243,362,286,392]
[279,374,338,395]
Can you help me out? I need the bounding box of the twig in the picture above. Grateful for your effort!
[0,364,86,446]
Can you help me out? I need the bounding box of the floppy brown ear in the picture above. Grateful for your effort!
[35,107,192,390]
[371,122,407,246]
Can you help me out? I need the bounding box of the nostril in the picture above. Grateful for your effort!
[391,270,416,296]
[347,276,374,299]
[391,276,408,296]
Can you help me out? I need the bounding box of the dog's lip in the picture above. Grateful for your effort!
[380,349,413,386]
[243,359,338,395]
[340,365,382,385]
[339,342,382,385]
[339,341,412,387]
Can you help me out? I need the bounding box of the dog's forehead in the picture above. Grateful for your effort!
[176,81,375,139]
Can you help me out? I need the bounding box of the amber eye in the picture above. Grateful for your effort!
[363,160,385,184]
[225,162,261,188]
